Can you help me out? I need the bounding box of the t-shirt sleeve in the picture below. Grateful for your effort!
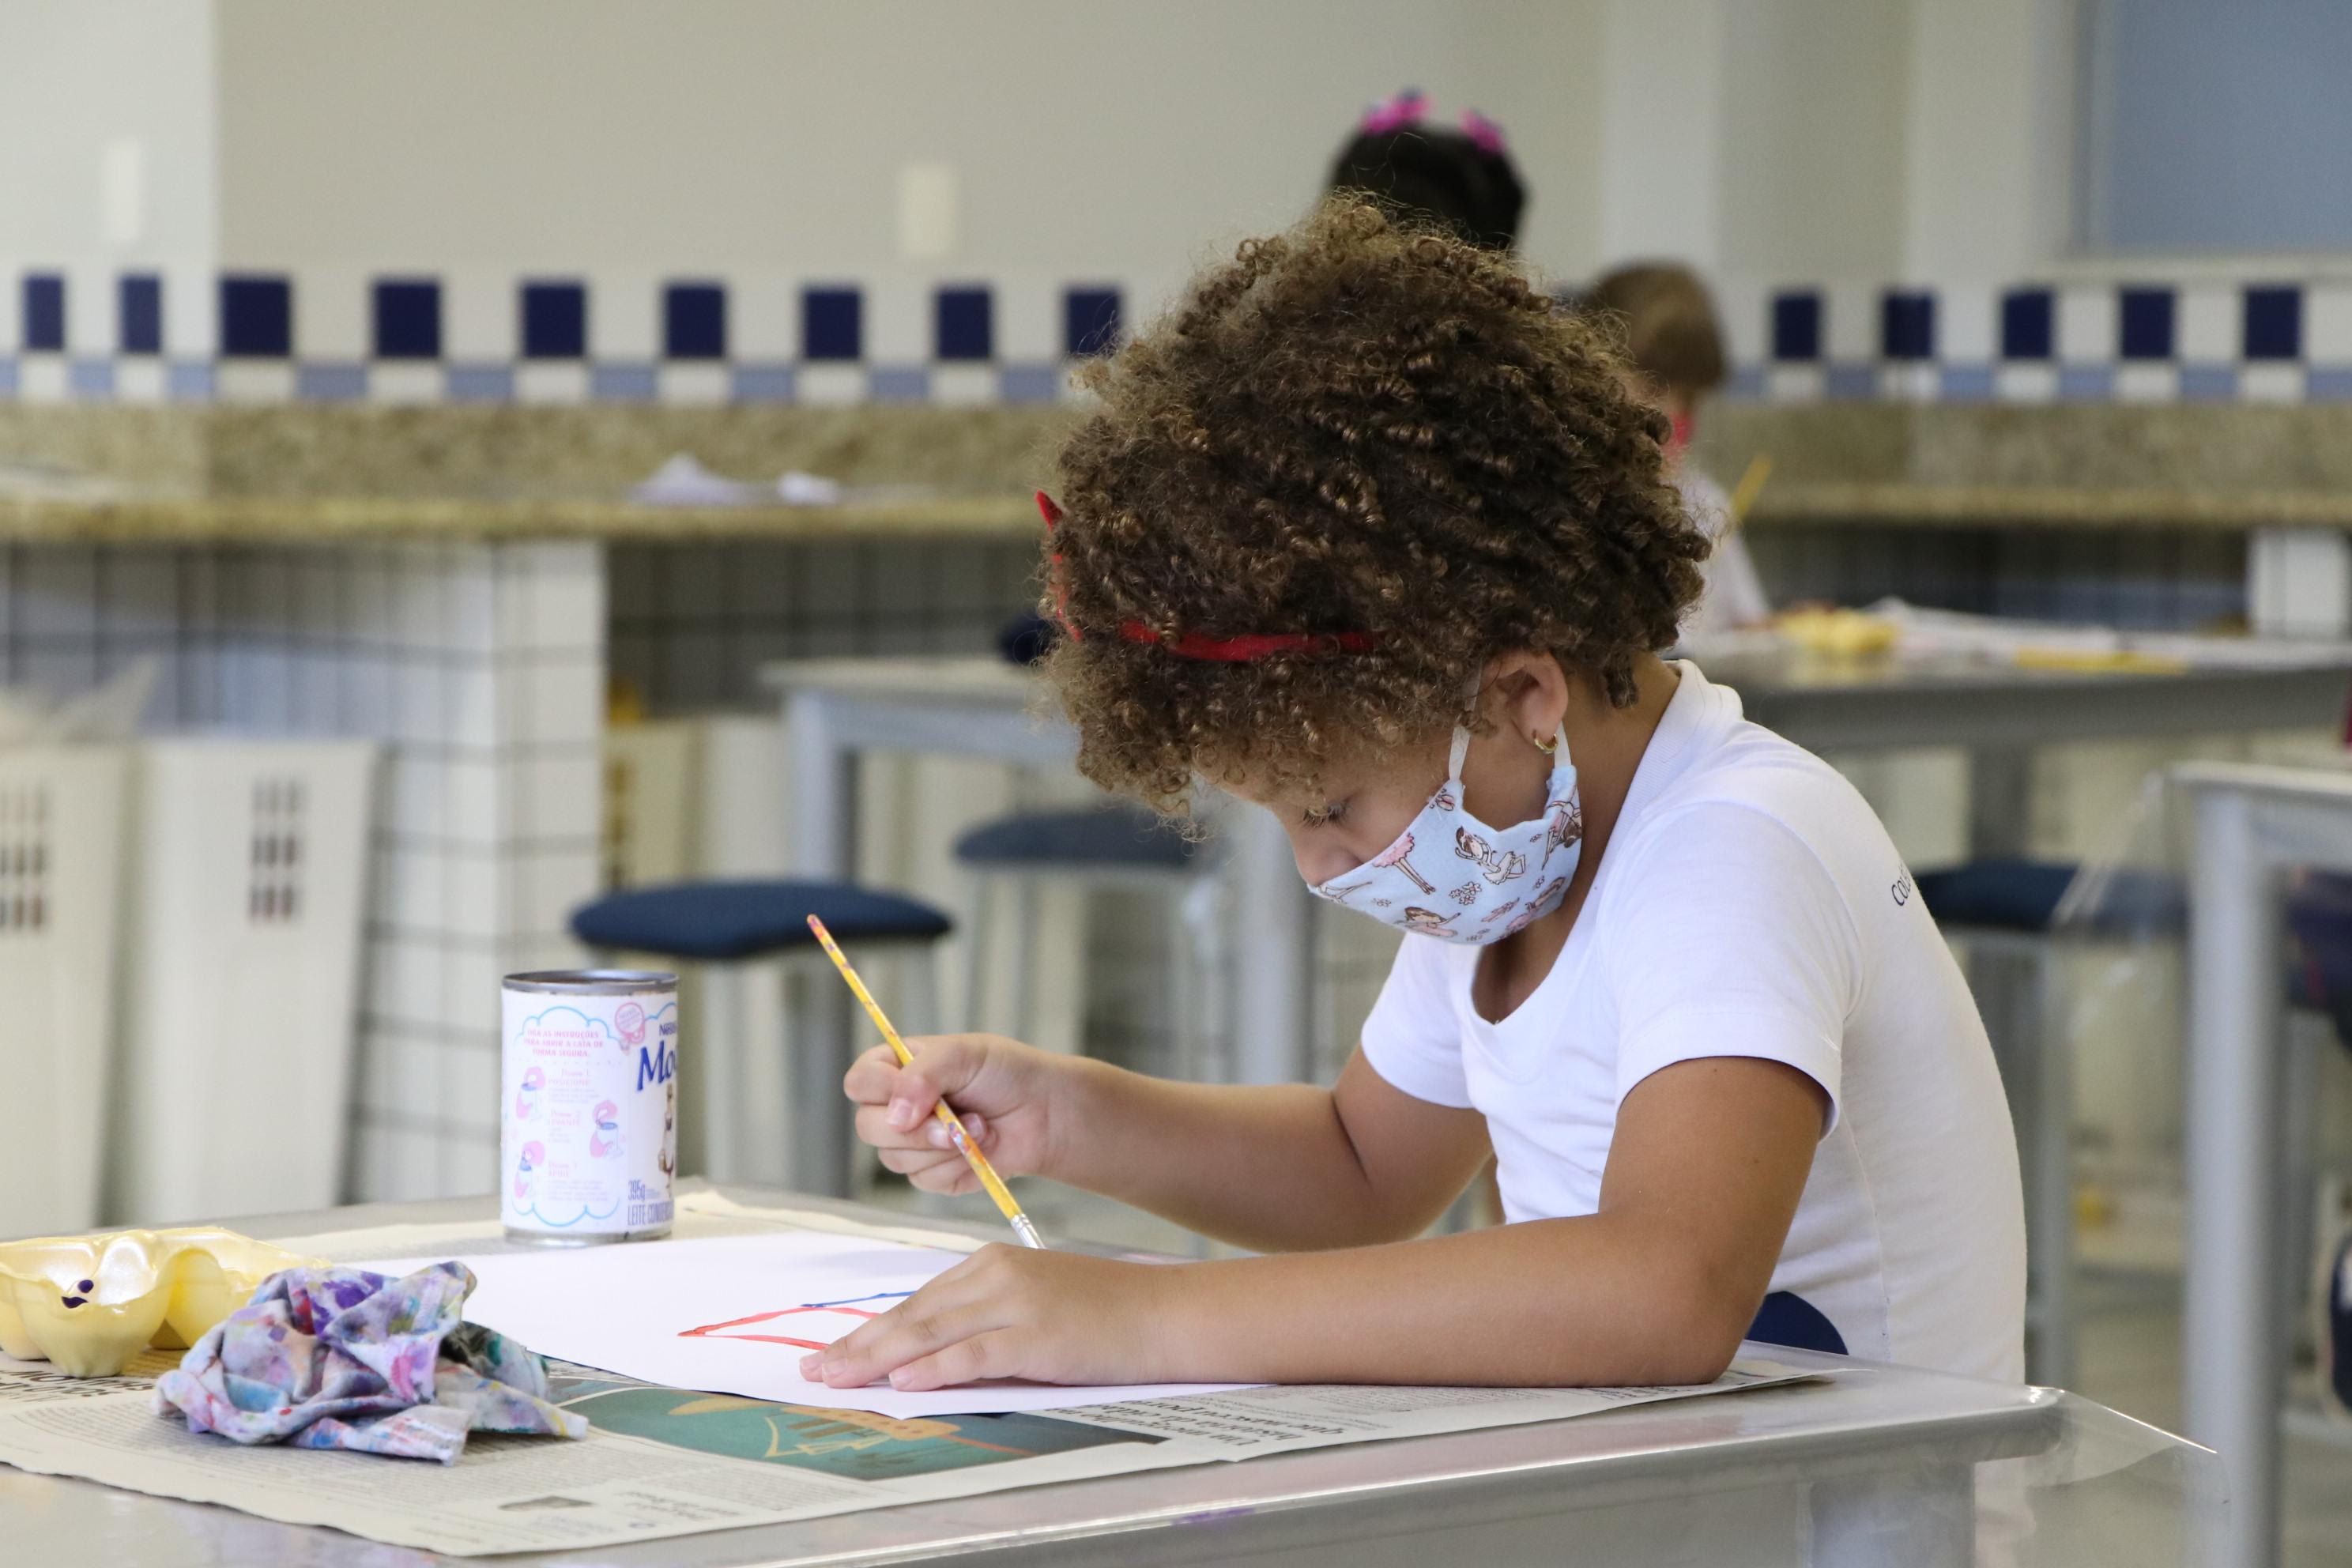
[1359,933,1473,1109]
[1604,802,1859,1130]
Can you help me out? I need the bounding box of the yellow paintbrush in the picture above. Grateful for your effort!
[805,914,1046,1249]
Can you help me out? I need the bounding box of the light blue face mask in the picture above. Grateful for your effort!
[1309,722,1582,944]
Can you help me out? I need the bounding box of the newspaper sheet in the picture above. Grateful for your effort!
[0,1348,1809,1556]
[0,1193,1816,1555]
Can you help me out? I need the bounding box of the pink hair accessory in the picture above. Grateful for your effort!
[1360,88,1427,137]
[1461,108,1506,155]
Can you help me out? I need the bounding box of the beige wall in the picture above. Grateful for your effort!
[212,0,1609,285]
[0,0,217,352]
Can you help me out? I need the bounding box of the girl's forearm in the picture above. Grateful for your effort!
[1152,1215,1755,1389]
[1051,1059,1419,1252]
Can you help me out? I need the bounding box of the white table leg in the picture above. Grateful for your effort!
[786,691,850,880]
[782,689,857,1194]
[2185,789,2283,1568]
[1966,745,2034,860]
[1228,805,1314,1084]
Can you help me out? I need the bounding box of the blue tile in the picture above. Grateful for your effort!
[66,359,114,399]
[1880,291,1934,360]
[1770,290,1821,361]
[802,287,861,360]
[2244,285,2302,361]
[521,281,587,358]
[2056,364,2116,401]
[2000,288,2053,360]
[998,364,1064,405]
[118,274,162,355]
[731,364,797,403]
[22,273,65,351]
[2118,287,2175,359]
[0,357,16,397]
[445,364,515,403]
[934,285,993,361]
[1724,364,1767,401]
[2179,364,2239,402]
[373,278,442,359]
[868,366,931,402]
[1063,287,1121,357]
[2306,368,2352,401]
[663,282,726,360]
[590,362,659,402]
[165,360,215,401]
[220,275,292,356]
[296,363,368,402]
[1826,363,1878,400]
[1938,364,1996,401]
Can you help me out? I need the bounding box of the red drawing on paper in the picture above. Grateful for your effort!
[677,1291,916,1351]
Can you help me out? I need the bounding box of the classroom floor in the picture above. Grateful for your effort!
[2070,1269,2352,1568]
[867,1178,2352,1566]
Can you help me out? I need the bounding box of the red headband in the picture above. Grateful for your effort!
[1036,492,1381,662]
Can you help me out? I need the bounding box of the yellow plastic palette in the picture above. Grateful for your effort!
[0,1227,323,1377]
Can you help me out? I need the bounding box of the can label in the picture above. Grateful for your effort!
[501,976,678,1239]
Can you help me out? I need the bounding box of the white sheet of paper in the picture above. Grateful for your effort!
[360,1231,1253,1418]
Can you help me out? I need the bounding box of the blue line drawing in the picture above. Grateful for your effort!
[797,1291,916,1311]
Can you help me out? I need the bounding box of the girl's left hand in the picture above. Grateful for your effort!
[799,1245,1180,1393]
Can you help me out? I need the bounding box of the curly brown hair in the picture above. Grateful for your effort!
[1042,198,1708,811]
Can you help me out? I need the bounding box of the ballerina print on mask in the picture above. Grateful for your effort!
[1369,831,1435,894]
[1547,797,1583,853]
[1401,906,1460,937]
[1454,826,1527,885]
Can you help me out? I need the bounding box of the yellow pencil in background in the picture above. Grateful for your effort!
[1726,453,1774,531]
[805,914,1048,1250]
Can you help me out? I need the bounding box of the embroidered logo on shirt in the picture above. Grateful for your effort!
[1891,868,1915,907]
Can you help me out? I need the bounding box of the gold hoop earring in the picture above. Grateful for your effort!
[1531,732,1558,755]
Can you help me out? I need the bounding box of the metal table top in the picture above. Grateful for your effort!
[1,1189,2064,1567]
[764,646,2352,756]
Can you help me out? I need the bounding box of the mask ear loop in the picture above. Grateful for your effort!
[1447,725,1472,782]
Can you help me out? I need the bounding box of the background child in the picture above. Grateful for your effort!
[808,199,2023,1400]
[1585,262,1771,633]
[1325,87,1526,253]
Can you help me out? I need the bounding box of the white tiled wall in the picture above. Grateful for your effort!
[342,543,605,1201]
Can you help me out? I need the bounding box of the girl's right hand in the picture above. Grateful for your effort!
[842,1033,1073,1193]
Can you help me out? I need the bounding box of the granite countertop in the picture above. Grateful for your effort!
[1744,483,2352,532]
[6,481,2350,542]
[3,401,2351,542]
[0,490,1042,543]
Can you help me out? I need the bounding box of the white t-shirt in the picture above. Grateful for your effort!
[1362,662,2026,1382]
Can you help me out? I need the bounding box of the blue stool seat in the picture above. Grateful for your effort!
[997,610,1056,667]
[954,805,1197,873]
[571,880,952,963]
[1911,858,2185,937]
[1919,858,2352,1023]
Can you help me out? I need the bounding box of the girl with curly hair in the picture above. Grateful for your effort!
[808,199,2023,1397]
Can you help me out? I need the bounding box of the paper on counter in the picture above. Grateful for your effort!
[0,1326,1818,1559]
[359,1231,1257,1418]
